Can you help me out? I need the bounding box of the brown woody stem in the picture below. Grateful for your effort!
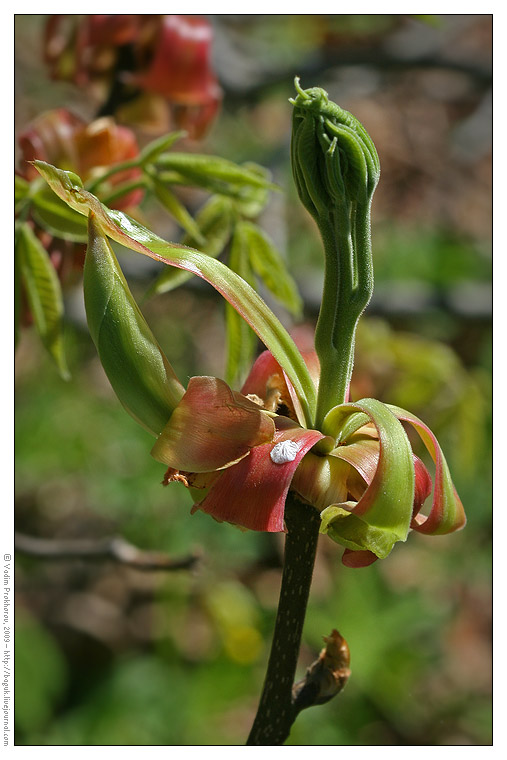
[246,494,321,745]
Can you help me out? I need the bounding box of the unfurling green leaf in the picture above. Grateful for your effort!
[231,162,272,218]
[145,263,193,298]
[150,175,205,245]
[183,195,234,255]
[145,195,233,298]
[31,184,88,242]
[16,222,69,379]
[155,153,277,193]
[15,175,30,208]
[84,213,185,436]
[14,225,23,349]
[139,131,186,165]
[34,161,316,427]
[226,222,258,385]
[243,222,303,316]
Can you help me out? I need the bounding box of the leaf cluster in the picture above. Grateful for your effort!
[15,132,302,385]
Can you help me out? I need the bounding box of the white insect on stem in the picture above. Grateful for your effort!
[270,440,300,465]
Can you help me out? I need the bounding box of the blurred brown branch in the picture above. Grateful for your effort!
[223,50,491,105]
[15,531,201,572]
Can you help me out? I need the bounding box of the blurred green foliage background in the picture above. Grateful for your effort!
[15,14,491,746]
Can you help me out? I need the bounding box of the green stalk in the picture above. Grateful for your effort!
[315,207,355,426]
[314,200,374,427]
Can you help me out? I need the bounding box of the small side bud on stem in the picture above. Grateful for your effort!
[292,629,351,711]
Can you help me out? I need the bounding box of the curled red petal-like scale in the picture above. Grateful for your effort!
[333,436,379,488]
[241,347,319,426]
[341,549,378,568]
[193,421,325,532]
[332,438,432,520]
[412,454,432,522]
[151,376,275,473]
[290,449,350,512]
[389,406,466,535]
[241,350,281,399]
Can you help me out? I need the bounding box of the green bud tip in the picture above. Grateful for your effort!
[290,76,330,111]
